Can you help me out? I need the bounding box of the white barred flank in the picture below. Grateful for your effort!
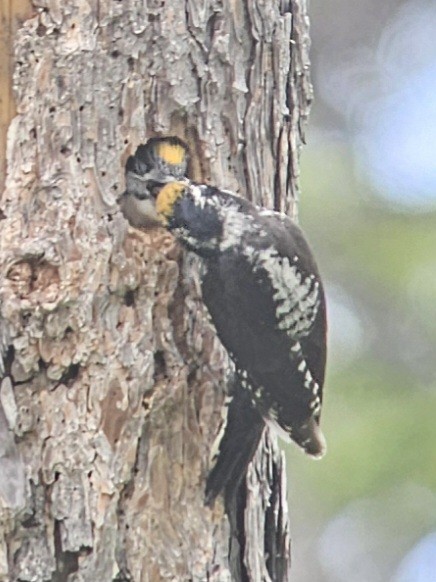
[236,344,323,434]
[219,208,254,251]
[289,340,322,415]
[174,227,219,252]
[247,246,320,338]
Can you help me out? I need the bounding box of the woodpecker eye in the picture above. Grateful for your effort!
[146,180,163,199]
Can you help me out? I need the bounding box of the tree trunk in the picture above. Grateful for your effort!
[0,1,312,580]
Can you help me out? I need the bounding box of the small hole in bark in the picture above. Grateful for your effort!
[206,12,219,41]
[59,363,80,386]
[49,106,56,113]
[36,23,46,36]
[187,369,198,386]
[53,520,80,580]
[21,512,39,529]
[113,568,133,582]
[153,351,165,377]
[111,50,120,58]
[124,290,135,307]
[21,311,32,326]
[38,358,48,372]
[3,345,15,375]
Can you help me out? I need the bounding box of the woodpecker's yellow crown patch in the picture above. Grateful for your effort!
[156,142,186,166]
[156,182,186,222]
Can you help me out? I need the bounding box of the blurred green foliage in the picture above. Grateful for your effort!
[285,140,436,575]
[288,361,436,515]
[288,1,436,578]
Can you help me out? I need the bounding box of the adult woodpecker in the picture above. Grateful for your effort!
[120,138,327,503]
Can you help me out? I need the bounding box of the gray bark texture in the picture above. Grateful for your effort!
[0,0,312,580]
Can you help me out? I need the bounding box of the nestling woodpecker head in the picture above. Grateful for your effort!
[120,136,190,228]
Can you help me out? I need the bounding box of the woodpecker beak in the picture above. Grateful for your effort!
[155,181,188,224]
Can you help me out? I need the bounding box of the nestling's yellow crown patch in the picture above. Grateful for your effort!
[156,142,186,166]
[156,182,186,221]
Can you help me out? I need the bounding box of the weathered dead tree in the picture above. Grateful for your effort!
[0,1,312,580]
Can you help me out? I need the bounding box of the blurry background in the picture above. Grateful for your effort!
[286,0,436,580]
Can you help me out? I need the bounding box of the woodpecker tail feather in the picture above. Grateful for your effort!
[205,383,265,506]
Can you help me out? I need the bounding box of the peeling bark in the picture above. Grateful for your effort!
[0,1,312,580]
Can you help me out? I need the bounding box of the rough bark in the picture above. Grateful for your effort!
[0,1,312,581]
[0,1,34,191]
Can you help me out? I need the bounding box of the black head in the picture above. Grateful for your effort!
[155,182,223,255]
